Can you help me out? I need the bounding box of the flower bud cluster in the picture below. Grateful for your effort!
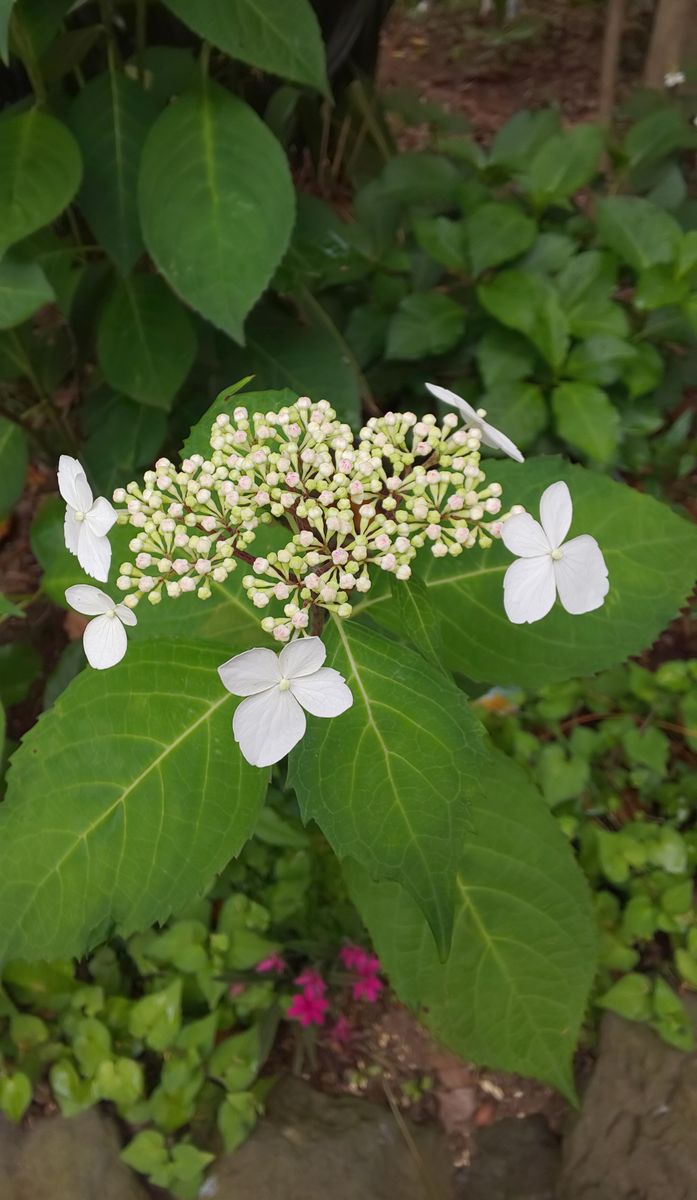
[113,395,514,637]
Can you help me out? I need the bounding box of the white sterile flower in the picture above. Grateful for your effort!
[218,636,353,768]
[425,382,524,463]
[501,481,609,624]
[58,455,116,582]
[65,584,137,669]
[664,70,685,88]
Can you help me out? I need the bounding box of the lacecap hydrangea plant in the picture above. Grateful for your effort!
[2,383,696,1097]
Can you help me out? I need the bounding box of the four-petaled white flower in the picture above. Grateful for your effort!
[425,382,524,463]
[218,637,353,768]
[59,455,116,582]
[501,481,609,624]
[65,584,137,669]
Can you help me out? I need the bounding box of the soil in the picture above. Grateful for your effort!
[377,1,646,143]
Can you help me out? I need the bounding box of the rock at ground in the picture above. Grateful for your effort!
[205,1075,454,1200]
[0,1108,148,1200]
[559,1001,697,1200]
[458,1115,560,1200]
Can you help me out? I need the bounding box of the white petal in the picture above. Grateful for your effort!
[425,382,478,423]
[503,556,556,624]
[77,522,112,582]
[58,455,93,512]
[65,584,114,616]
[539,481,572,550]
[500,513,550,558]
[85,496,117,538]
[279,636,326,680]
[480,420,525,464]
[64,507,80,555]
[83,613,127,670]
[553,535,609,616]
[232,688,306,768]
[290,668,353,717]
[218,646,281,696]
[115,603,138,627]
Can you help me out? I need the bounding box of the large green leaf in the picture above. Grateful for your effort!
[0,641,267,963]
[466,202,536,275]
[69,71,160,272]
[624,108,697,174]
[0,415,27,515]
[520,124,604,208]
[596,197,682,272]
[0,256,53,329]
[358,456,697,688]
[288,619,489,955]
[478,270,569,369]
[163,0,327,93]
[0,110,82,256]
[552,382,620,465]
[97,274,196,410]
[346,748,596,1098]
[217,307,360,425]
[81,390,167,495]
[138,84,295,340]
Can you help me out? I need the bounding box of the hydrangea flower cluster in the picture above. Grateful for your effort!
[109,396,510,641]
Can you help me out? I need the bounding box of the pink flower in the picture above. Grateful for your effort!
[294,969,326,996]
[228,983,246,998]
[339,945,381,977]
[255,954,287,974]
[288,992,329,1027]
[352,976,384,1003]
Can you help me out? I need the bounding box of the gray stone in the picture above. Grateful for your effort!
[205,1075,454,1200]
[559,1001,697,1200]
[459,1115,560,1200]
[0,1108,149,1200]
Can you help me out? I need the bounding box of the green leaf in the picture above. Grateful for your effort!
[97,274,196,410]
[0,415,28,515]
[347,749,596,1098]
[0,1072,32,1122]
[288,619,489,955]
[13,230,85,316]
[69,71,160,272]
[596,197,682,272]
[0,642,268,964]
[596,973,651,1022]
[412,215,467,271]
[552,382,620,464]
[217,1091,258,1153]
[93,1057,144,1113]
[81,389,167,495]
[476,328,534,390]
[385,293,466,361]
[0,0,14,63]
[481,382,547,451]
[466,202,536,275]
[129,979,182,1051]
[488,109,561,171]
[521,124,604,208]
[556,251,628,340]
[0,641,41,706]
[217,306,360,425]
[358,456,697,688]
[634,266,689,311]
[622,726,669,774]
[73,1016,111,1077]
[565,335,637,386]
[126,46,198,105]
[163,0,328,94]
[625,108,697,174]
[478,270,569,368]
[49,1060,93,1118]
[0,110,82,256]
[139,85,294,341]
[389,573,444,669]
[0,256,53,329]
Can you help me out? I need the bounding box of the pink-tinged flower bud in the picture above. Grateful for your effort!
[432,542,448,557]
[180,577,195,592]
[292,610,309,628]
[138,575,155,592]
[349,480,363,496]
[332,547,349,565]
[113,487,126,503]
[426,470,440,484]
[485,497,501,514]
[274,582,291,600]
[182,458,194,473]
[166,580,182,597]
[469,505,484,520]
[304,573,320,589]
[379,553,397,572]
[490,521,503,538]
[136,553,151,569]
[395,564,411,580]
[320,585,337,603]
[447,495,464,511]
[297,530,314,547]
[374,534,391,551]
[196,559,211,574]
[233,406,247,421]
[252,592,269,608]
[215,413,228,427]
[273,624,291,641]
[201,515,217,531]
[253,557,269,573]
